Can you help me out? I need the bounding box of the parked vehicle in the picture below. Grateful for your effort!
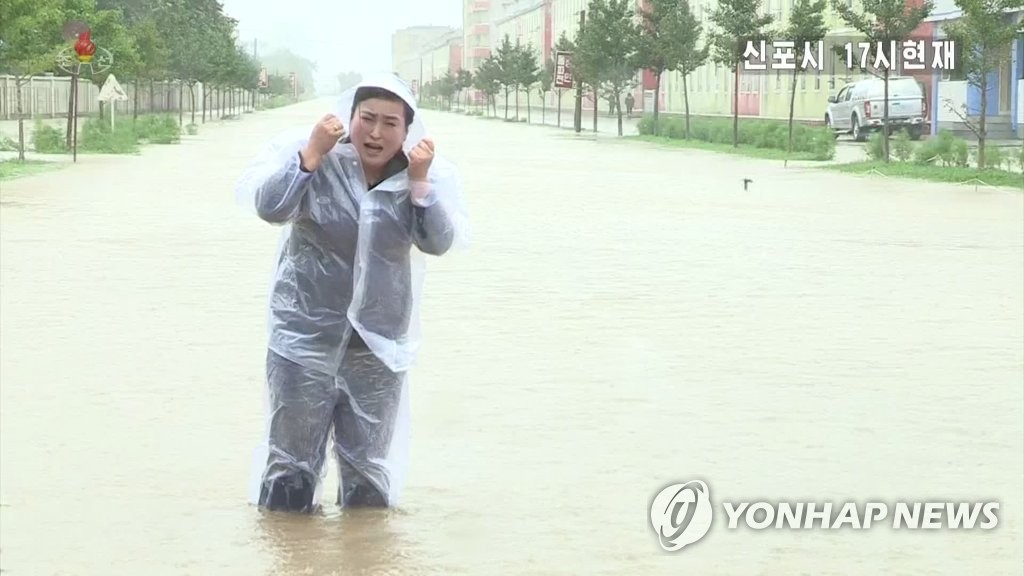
[825,77,927,141]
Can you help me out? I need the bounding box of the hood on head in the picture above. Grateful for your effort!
[334,73,425,153]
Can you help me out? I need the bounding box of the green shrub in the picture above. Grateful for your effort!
[979,145,1004,169]
[265,95,292,109]
[132,115,180,144]
[914,129,959,166]
[185,123,199,135]
[0,132,21,152]
[892,129,914,162]
[952,138,969,167]
[866,131,886,161]
[806,127,836,160]
[637,114,834,159]
[32,120,65,153]
[78,117,139,153]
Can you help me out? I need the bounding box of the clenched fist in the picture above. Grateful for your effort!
[407,138,435,182]
[300,114,346,171]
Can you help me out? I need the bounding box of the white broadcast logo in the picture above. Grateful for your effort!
[650,480,714,551]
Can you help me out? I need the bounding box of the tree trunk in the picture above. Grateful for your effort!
[616,94,623,136]
[683,73,691,139]
[133,79,139,120]
[515,86,520,120]
[592,86,598,132]
[788,68,799,156]
[504,88,509,119]
[190,84,196,125]
[15,76,26,161]
[179,82,184,127]
[733,63,739,147]
[882,68,890,162]
[202,87,207,123]
[149,80,155,114]
[653,70,662,135]
[541,91,545,124]
[978,73,987,169]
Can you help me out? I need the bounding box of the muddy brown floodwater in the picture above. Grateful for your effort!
[1,98,1022,575]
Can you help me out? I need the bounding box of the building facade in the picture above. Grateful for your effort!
[464,0,496,71]
[402,0,1024,139]
[391,26,456,89]
[419,28,466,86]
[494,0,547,62]
[926,0,1023,139]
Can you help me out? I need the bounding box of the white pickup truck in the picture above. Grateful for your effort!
[825,77,927,141]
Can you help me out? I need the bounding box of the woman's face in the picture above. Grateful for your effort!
[349,97,408,174]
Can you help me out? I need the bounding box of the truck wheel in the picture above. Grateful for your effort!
[852,115,866,142]
[908,126,922,141]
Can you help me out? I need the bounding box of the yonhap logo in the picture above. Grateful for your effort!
[650,479,1001,552]
[649,480,714,551]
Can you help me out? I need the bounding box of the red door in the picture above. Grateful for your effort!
[733,67,761,116]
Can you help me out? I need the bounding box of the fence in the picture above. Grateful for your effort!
[0,74,268,121]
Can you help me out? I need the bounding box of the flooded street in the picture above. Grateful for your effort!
[1,99,1022,575]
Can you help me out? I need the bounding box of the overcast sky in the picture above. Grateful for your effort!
[219,0,462,93]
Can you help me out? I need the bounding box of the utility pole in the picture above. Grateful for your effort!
[573,9,585,133]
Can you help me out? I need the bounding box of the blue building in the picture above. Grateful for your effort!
[926,2,1024,140]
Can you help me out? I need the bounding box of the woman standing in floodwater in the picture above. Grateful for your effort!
[235,73,470,513]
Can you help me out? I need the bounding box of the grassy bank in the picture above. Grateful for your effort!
[823,161,1023,190]
[627,134,829,161]
[28,115,183,155]
[828,130,1024,189]
[0,159,64,181]
[637,115,837,161]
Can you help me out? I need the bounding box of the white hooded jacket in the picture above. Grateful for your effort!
[235,73,470,375]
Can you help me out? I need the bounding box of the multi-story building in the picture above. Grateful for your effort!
[927,0,1022,139]
[420,28,466,85]
[464,0,496,72]
[494,0,548,61]
[550,0,587,51]
[656,0,872,122]
[401,0,1023,135]
[392,25,456,90]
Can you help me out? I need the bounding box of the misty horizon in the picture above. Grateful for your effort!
[219,0,463,95]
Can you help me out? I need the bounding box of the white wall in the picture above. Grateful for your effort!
[936,80,968,122]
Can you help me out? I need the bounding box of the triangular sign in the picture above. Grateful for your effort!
[98,74,128,102]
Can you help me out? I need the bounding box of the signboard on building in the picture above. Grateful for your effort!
[554,50,574,89]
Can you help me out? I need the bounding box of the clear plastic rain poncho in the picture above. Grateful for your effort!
[235,73,469,510]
